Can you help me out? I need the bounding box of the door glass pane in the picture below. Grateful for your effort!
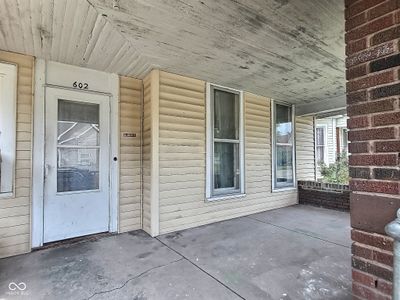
[58,100,99,146]
[214,142,239,190]
[57,100,101,193]
[214,89,238,139]
[276,145,293,187]
[276,104,292,144]
[57,148,99,192]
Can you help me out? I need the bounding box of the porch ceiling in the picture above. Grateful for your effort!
[0,0,345,108]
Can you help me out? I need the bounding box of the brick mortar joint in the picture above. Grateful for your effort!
[297,180,350,192]
[346,70,400,87]
[353,268,393,283]
[353,241,394,255]
[352,281,393,298]
[353,255,394,271]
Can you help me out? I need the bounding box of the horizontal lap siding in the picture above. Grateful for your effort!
[0,51,34,258]
[142,74,152,234]
[119,76,142,233]
[296,116,316,181]
[158,71,297,234]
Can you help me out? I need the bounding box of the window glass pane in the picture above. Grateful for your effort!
[58,100,99,123]
[58,122,100,146]
[276,145,293,187]
[57,148,99,192]
[214,142,239,191]
[342,129,348,153]
[317,146,324,163]
[276,104,292,144]
[316,128,324,146]
[57,100,100,193]
[214,89,238,140]
[58,100,100,146]
[0,63,16,194]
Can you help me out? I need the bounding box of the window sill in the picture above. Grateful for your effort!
[0,192,14,199]
[206,193,246,202]
[272,187,297,193]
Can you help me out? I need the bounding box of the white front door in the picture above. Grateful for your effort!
[44,87,110,243]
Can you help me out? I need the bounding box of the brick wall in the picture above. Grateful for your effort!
[298,181,350,211]
[345,0,400,299]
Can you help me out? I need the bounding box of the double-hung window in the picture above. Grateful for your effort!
[0,62,17,197]
[272,102,295,190]
[206,84,244,200]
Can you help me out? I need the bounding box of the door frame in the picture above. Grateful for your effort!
[32,60,120,248]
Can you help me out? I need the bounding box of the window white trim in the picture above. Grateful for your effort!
[315,124,328,165]
[0,62,17,198]
[271,100,296,192]
[206,83,245,201]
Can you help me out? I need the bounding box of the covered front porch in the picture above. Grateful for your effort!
[0,205,351,299]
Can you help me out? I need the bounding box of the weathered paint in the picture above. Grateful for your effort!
[0,0,150,77]
[0,0,345,109]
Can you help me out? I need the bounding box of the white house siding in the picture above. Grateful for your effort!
[316,118,337,165]
[296,116,316,181]
[155,71,298,234]
[0,51,34,258]
[336,116,347,128]
[316,116,347,167]
[119,76,142,233]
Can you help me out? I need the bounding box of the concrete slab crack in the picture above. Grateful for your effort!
[246,216,350,249]
[84,257,185,300]
[155,237,246,300]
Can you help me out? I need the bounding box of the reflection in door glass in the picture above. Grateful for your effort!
[57,100,100,192]
[57,149,99,192]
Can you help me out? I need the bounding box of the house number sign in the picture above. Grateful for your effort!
[72,81,89,90]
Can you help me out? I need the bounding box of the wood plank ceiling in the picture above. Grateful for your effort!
[0,0,345,106]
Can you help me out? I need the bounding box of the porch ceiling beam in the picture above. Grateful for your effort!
[295,94,346,116]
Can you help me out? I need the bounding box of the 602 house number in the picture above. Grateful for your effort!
[72,81,89,90]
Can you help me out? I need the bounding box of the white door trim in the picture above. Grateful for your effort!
[32,60,120,247]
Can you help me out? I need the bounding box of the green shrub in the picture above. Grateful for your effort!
[318,152,349,184]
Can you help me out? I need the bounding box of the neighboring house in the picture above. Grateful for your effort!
[315,115,348,174]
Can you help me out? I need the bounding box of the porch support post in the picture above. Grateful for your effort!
[386,210,400,300]
[345,1,400,299]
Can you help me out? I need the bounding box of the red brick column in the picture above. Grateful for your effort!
[345,1,400,299]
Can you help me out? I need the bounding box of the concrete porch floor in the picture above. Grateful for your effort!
[0,205,351,300]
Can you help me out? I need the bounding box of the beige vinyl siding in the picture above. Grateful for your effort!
[296,116,315,181]
[157,71,297,234]
[142,73,152,234]
[0,51,34,258]
[119,76,142,233]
